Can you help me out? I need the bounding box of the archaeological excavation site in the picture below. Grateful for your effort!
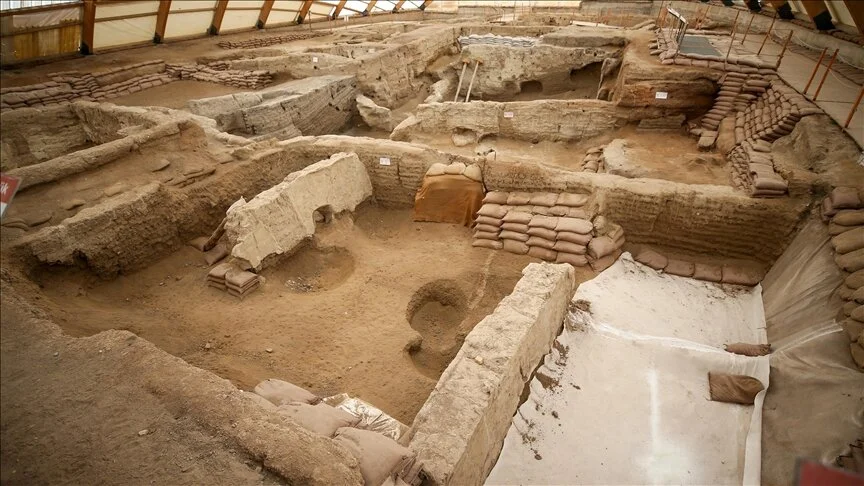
[1,0,863,484]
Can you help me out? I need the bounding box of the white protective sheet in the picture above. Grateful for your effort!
[486,253,770,485]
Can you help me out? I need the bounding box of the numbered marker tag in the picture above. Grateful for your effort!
[380,157,391,166]
[503,111,514,118]
[312,56,319,63]
[655,91,668,100]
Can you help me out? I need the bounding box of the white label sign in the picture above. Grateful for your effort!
[379,157,391,166]
[503,111,514,118]
[655,91,668,99]
[312,56,319,63]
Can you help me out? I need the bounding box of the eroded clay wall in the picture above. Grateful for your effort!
[0,105,89,170]
[408,262,576,486]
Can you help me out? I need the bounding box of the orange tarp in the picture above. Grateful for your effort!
[413,174,484,227]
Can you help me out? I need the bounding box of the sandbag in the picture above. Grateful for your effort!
[556,231,592,245]
[556,252,588,266]
[558,193,589,207]
[500,230,529,242]
[188,237,209,251]
[477,204,508,219]
[665,259,695,278]
[589,250,621,272]
[587,236,617,260]
[721,265,762,286]
[526,236,555,250]
[474,230,500,241]
[853,286,864,305]
[333,427,416,486]
[828,221,858,236]
[426,163,447,176]
[553,240,587,254]
[832,227,864,254]
[502,211,532,224]
[830,186,861,209]
[463,164,483,182]
[277,402,360,437]
[502,239,529,255]
[506,192,532,205]
[836,248,864,273]
[693,263,722,283]
[528,215,559,230]
[501,222,528,233]
[526,227,557,240]
[443,162,466,175]
[707,372,764,405]
[566,207,590,219]
[474,224,499,234]
[851,343,864,370]
[254,379,319,406]
[547,206,569,217]
[475,215,502,227]
[724,343,771,356]
[531,206,551,216]
[852,305,864,323]
[833,210,864,226]
[822,197,837,220]
[473,239,503,250]
[846,269,864,290]
[841,319,864,342]
[482,192,509,205]
[556,217,592,234]
[839,285,855,301]
[529,193,558,207]
[635,248,668,270]
[243,391,277,410]
[527,246,557,261]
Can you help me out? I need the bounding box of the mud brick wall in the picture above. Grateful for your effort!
[0,105,89,170]
[217,31,327,49]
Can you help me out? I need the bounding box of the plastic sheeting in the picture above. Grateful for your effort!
[760,218,864,485]
[323,393,408,441]
[486,253,769,485]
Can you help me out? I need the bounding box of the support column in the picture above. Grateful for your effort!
[209,0,228,35]
[81,0,96,55]
[154,0,171,43]
[257,0,274,29]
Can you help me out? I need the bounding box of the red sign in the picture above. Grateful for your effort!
[1,173,21,218]
[797,459,864,486]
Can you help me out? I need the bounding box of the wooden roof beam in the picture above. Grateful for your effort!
[257,0,274,28]
[799,0,834,30]
[842,0,864,35]
[393,1,406,12]
[363,0,378,15]
[209,0,229,35]
[81,0,96,54]
[154,0,171,43]
[331,0,347,19]
[297,0,313,23]
[420,0,431,11]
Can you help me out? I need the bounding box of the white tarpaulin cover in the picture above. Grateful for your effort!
[486,253,770,485]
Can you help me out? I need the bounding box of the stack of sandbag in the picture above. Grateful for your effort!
[733,80,821,146]
[425,161,483,182]
[821,186,864,371]
[207,263,263,299]
[586,217,625,271]
[252,378,422,485]
[580,146,605,173]
[727,140,787,197]
[472,191,598,267]
[634,246,762,286]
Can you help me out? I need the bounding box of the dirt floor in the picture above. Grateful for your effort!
[30,206,536,424]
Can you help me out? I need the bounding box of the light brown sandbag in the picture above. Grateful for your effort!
[527,246,557,261]
[841,319,864,342]
[474,223,499,234]
[828,221,858,236]
[474,230,500,241]
[500,230,529,242]
[556,217,592,234]
[833,209,864,226]
[502,211,532,224]
[474,215,502,227]
[721,265,762,286]
[854,286,864,305]
[832,227,864,254]
[526,236,555,250]
[526,227,557,240]
[850,343,864,370]
[501,222,528,233]
[724,343,771,356]
[547,205,570,217]
[276,402,360,437]
[556,231,592,245]
[472,239,503,250]
[477,203,507,219]
[502,239,529,255]
[587,236,617,260]
[553,240,587,254]
[254,379,319,406]
[333,427,416,486]
[665,259,695,277]
[852,305,864,323]
[528,215,559,230]
[588,250,621,272]
[557,193,589,207]
[506,192,532,205]
[566,207,590,219]
[846,269,864,290]
[693,263,722,282]
[836,248,864,273]
[635,248,668,270]
[830,186,862,209]
[529,192,558,207]
[707,372,764,405]
[482,191,509,205]
[556,252,588,266]
[532,206,551,216]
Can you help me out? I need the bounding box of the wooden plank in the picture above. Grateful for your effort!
[798,0,833,29]
[0,22,82,38]
[331,0,347,19]
[842,0,864,35]
[210,0,229,35]
[257,0,275,28]
[297,0,313,23]
[81,0,96,54]
[421,0,432,10]
[364,0,378,15]
[154,0,171,42]
[95,12,157,22]
[393,0,406,12]
[0,2,81,18]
